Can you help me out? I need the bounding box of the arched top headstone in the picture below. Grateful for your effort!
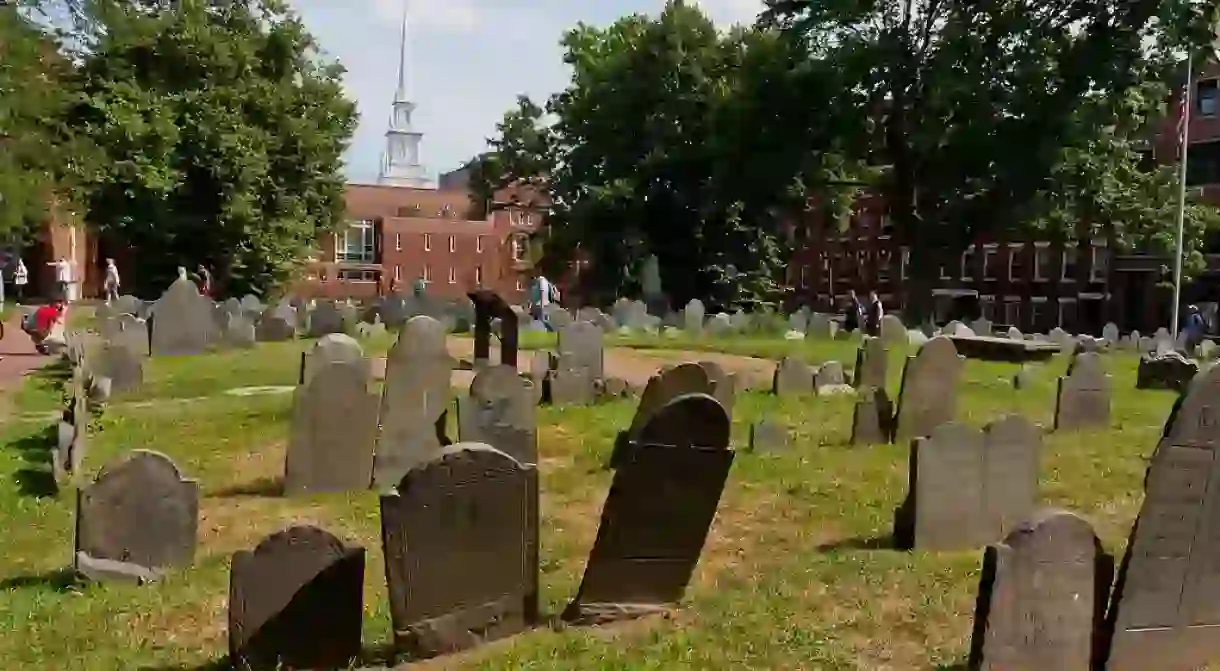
[629,363,714,435]
[635,393,730,450]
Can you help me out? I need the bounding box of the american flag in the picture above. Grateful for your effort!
[1176,62,1193,162]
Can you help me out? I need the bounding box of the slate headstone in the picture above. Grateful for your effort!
[306,300,345,338]
[749,420,789,453]
[880,314,906,346]
[854,337,888,389]
[773,356,815,397]
[458,365,537,465]
[851,387,893,446]
[557,320,604,380]
[300,333,366,384]
[256,301,297,342]
[893,336,964,443]
[150,278,216,356]
[285,361,377,495]
[1054,352,1111,431]
[683,299,705,335]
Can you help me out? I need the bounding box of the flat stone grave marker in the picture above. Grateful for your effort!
[75,450,198,583]
[854,337,887,389]
[893,336,964,444]
[1104,364,1220,670]
[373,316,453,490]
[773,356,814,396]
[1054,352,1111,431]
[229,526,365,670]
[893,415,1040,551]
[150,278,216,356]
[563,403,733,624]
[968,509,1112,671]
[749,419,789,453]
[300,333,366,384]
[381,444,538,661]
[851,387,893,446]
[285,361,378,495]
[457,365,537,465]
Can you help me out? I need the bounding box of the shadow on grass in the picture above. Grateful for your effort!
[136,642,397,670]
[9,423,58,498]
[815,535,896,552]
[0,567,81,592]
[209,476,283,499]
[933,663,969,670]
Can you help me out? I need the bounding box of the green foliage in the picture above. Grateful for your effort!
[65,0,357,296]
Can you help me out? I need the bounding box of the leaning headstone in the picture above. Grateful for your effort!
[380,444,538,660]
[893,416,1040,551]
[1007,326,1023,341]
[229,526,365,671]
[880,314,906,346]
[968,510,1113,671]
[626,363,715,437]
[1054,352,1111,431]
[563,395,734,624]
[372,316,453,490]
[1135,352,1197,392]
[1104,365,1220,670]
[75,450,198,583]
[285,361,378,495]
[773,356,814,397]
[300,333,366,384]
[458,365,537,465]
[850,387,893,446]
[893,336,964,444]
[150,278,216,356]
[695,360,736,417]
[854,337,888,389]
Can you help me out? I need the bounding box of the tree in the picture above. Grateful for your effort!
[476,2,859,310]
[764,0,1220,321]
[65,0,357,296]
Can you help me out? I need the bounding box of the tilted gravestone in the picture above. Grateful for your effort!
[1103,365,1220,670]
[229,526,365,671]
[851,387,893,446]
[469,289,519,369]
[564,393,734,624]
[1054,352,1111,431]
[969,509,1113,671]
[54,386,89,487]
[626,363,715,437]
[150,278,216,356]
[854,336,888,389]
[256,301,297,342]
[457,365,538,465]
[300,333,367,384]
[773,356,815,396]
[75,450,198,583]
[893,415,1040,551]
[285,361,378,495]
[381,444,538,661]
[893,336,964,444]
[373,316,453,490]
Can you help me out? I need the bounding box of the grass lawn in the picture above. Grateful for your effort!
[0,334,1175,670]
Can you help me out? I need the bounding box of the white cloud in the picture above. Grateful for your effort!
[692,0,765,26]
[371,0,480,33]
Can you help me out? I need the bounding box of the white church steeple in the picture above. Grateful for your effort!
[379,0,433,188]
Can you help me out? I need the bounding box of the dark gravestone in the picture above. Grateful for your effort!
[75,450,198,583]
[626,363,715,437]
[284,360,378,495]
[894,336,964,443]
[773,356,814,396]
[381,444,538,662]
[256,301,297,342]
[469,289,518,368]
[612,392,730,469]
[969,509,1113,671]
[893,416,1040,551]
[1135,352,1198,392]
[854,336,888,389]
[1103,365,1220,670]
[229,526,365,670]
[563,399,734,624]
[850,387,893,446]
[1054,352,1111,431]
[457,365,537,465]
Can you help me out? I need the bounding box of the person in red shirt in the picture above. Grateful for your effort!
[25,299,66,350]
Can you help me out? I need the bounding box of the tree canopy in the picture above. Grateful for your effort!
[63,0,357,296]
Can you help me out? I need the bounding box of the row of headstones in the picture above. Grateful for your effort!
[966,364,1220,670]
[72,380,737,668]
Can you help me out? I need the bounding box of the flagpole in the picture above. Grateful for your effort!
[1172,54,1193,339]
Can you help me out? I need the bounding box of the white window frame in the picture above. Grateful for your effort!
[1057,296,1077,327]
[476,235,484,253]
[511,235,527,262]
[336,219,376,264]
[1033,242,1050,282]
[423,233,431,252]
[1061,248,1078,281]
[1089,246,1108,283]
[448,267,456,284]
[515,278,522,291]
[449,236,455,253]
[982,245,997,281]
[800,265,809,288]
[422,265,431,283]
[1007,245,1022,282]
[475,266,483,286]
[394,264,401,282]
[395,233,401,252]
[961,249,974,281]
[901,247,910,280]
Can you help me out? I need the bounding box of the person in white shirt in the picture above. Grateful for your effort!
[13,259,27,303]
[528,273,560,328]
[46,258,72,301]
[103,258,121,303]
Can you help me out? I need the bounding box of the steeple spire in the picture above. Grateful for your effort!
[394,0,410,103]
[378,0,433,188]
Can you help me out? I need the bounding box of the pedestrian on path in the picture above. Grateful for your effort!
[13,258,27,304]
[103,258,121,304]
[47,257,72,300]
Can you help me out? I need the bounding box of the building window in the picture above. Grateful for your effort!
[1031,297,1048,329]
[511,235,527,261]
[1186,140,1220,186]
[1004,298,1020,326]
[1034,245,1051,281]
[877,249,891,282]
[396,204,420,217]
[394,264,401,282]
[800,265,809,288]
[475,266,483,286]
[440,204,455,218]
[1058,298,1077,327]
[395,233,401,251]
[961,249,975,281]
[448,267,456,284]
[422,265,431,283]
[983,248,997,281]
[476,235,484,253]
[449,236,456,253]
[1198,79,1218,117]
[515,278,522,291]
[423,233,431,251]
[1062,248,1078,281]
[337,269,377,282]
[1090,247,1108,283]
[336,220,376,263]
[901,248,910,280]
[1008,245,1025,282]
[980,295,995,320]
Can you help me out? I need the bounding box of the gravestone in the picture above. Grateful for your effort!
[75,450,198,583]
[854,337,888,389]
[150,278,216,356]
[893,336,964,443]
[908,329,929,347]
[695,360,736,417]
[458,365,537,465]
[971,318,993,337]
[773,356,815,396]
[683,299,705,335]
[557,320,604,380]
[1007,326,1024,341]
[373,316,453,490]
[300,333,366,384]
[788,310,809,334]
[256,301,297,342]
[1049,327,1073,348]
[223,313,256,349]
[112,294,142,316]
[1102,322,1120,343]
[807,313,834,339]
[285,361,378,495]
[1054,352,1111,431]
[706,312,732,336]
[1135,352,1197,392]
[749,420,789,453]
[53,390,88,486]
[880,314,906,346]
[563,395,734,624]
[97,343,143,395]
[229,526,365,670]
[239,294,263,317]
[815,360,847,390]
[306,300,345,338]
[1104,365,1220,670]
[381,444,538,660]
[851,387,893,446]
[547,366,595,407]
[626,363,715,437]
[107,313,149,358]
[968,509,1113,671]
[469,290,518,368]
[893,415,1040,551]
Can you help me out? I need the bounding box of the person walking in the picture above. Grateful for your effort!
[529,272,560,331]
[13,258,27,304]
[1185,304,1208,351]
[865,290,884,337]
[195,264,213,297]
[103,258,121,304]
[844,289,864,332]
[47,257,72,301]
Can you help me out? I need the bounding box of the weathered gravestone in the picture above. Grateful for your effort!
[773,356,815,396]
[1135,352,1198,392]
[457,365,538,465]
[749,419,789,453]
[547,364,595,407]
[626,363,716,438]
[695,360,736,416]
[373,316,453,490]
[1054,352,1111,431]
[95,342,143,396]
[557,320,604,380]
[150,278,216,356]
[381,444,538,661]
[306,300,345,338]
[75,450,198,583]
[880,314,906,346]
[815,360,849,393]
[108,313,149,358]
[968,509,1113,671]
[285,361,378,495]
[229,526,365,671]
[112,294,143,317]
[223,313,256,349]
[807,313,835,340]
[1102,322,1120,343]
[53,389,88,487]
[563,394,734,624]
[893,416,1040,551]
[854,336,888,389]
[893,336,964,444]
[299,333,367,384]
[683,299,705,335]
[256,301,297,342]
[851,387,894,446]
[1103,364,1220,671]
[469,290,518,368]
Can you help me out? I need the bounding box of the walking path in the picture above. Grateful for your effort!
[0,311,47,387]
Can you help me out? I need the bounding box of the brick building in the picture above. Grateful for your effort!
[790,60,1220,335]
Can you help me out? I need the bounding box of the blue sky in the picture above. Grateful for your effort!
[288,0,764,184]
